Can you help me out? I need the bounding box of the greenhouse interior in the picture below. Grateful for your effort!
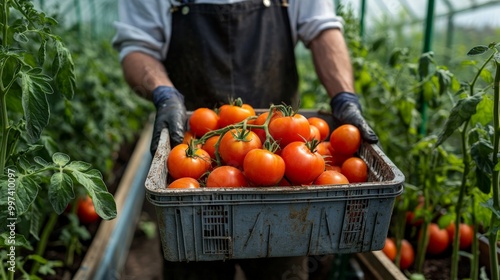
[1,0,500,279]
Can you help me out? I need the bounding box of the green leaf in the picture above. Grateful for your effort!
[471,95,493,126]
[68,168,116,220]
[0,233,33,250]
[15,175,40,216]
[19,69,50,142]
[49,173,74,214]
[435,94,483,147]
[29,203,43,241]
[33,156,50,167]
[476,168,491,194]
[495,162,500,171]
[436,69,453,95]
[53,41,76,99]
[467,45,489,56]
[38,40,47,66]
[418,52,434,79]
[52,152,70,166]
[66,161,92,172]
[396,98,415,126]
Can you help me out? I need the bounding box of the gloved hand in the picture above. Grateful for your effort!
[330,92,378,144]
[150,86,187,155]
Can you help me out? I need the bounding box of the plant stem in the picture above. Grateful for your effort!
[451,120,470,280]
[29,212,58,276]
[488,53,500,280]
[470,196,479,280]
[0,1,9,175]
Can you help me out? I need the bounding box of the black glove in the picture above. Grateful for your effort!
[330,92,378,144]
[150,86,187,155]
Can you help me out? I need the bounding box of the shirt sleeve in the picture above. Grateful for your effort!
[112,0,171,62]
[288,0,345,47]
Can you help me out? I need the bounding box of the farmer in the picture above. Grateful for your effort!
[113,0,377,279]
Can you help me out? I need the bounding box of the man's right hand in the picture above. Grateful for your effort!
[150,86,187,155]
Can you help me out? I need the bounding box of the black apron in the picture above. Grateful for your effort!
[164,0,299,111]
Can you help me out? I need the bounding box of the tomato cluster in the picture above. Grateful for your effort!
[166,100,369,189]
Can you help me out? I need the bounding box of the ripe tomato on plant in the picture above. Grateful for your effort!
[313,170,349,185]
[77,196,100,224]
[167,143,211,180]
[341,156,368,183]
[425,223,450,255]
[399,239,415,270]
[281,141,325,185]
[168,177,200,189]
[189,108,219,137]
[243,148,285,186]
[206,166,248,188]
[382,238,397,261]
[307,117,330,141]
[219,128,262,168]
[330,124,361,155]
[269,113,310,148]
[445,223,474,250]
[218,100,255,128]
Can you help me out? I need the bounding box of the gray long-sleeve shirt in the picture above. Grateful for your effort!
[112,0,344,62]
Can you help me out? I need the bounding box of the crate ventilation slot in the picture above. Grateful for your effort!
[202,205,230,254]
[339,198,368,249]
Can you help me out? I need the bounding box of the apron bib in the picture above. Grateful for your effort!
[165,0,299,110]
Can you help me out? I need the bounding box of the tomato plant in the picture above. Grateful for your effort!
[0,2,117,278]
[206,166,248,188]
[243,148,285,186]
[168,177,200,189]
[329,124,361,156]
[281,141,325,185]
[313,170,349,185]
[340,157,368,183]
[189,108,219,137]
[167,143,211,180]
[218,128,262,168]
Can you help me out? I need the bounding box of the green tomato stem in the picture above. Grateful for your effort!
[488,51,500,280]
[29,212,58,276]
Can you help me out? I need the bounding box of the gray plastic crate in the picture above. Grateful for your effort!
[145,110,405,262]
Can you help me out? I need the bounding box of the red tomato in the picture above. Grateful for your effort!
[77,196,100,224]
[313,170,349,185]
[330,124,361,155]
[168,177,200,189]
[308,117,330,141]
[399,239,415,270]
[206,166,248,188]
[243,149,285,186]
[189,108,219,137]
[281,141,325,185]
[201,135,220,160]
[308,125,321,142]
[269,114,311,148]
[325,165,342,172]
[382,238,397,261]
[167,143,211,180]
[218,103,255,128]
[426,223,450,255]
[250,110,283,143]
[182,131,196,145]
[327,144,351,166]
[341,157,368,183]
[446,223,474,250]
[219,129,262,168]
